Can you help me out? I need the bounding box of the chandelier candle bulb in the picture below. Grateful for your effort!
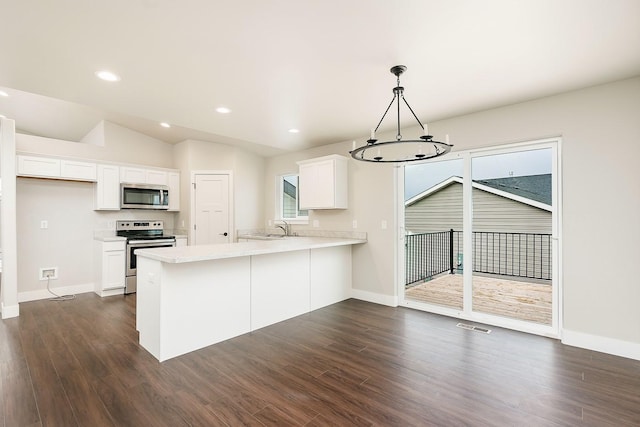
[352,140,356,151]
[446,134,450,144]
[371,129,375,139]
[423,124,429,135]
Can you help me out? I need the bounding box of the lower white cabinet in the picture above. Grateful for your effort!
[175,236,187,246]
[94,240,126,297]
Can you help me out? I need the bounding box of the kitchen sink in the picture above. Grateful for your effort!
[239,233,288,240]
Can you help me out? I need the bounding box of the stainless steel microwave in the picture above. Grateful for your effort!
[121,183,169,210]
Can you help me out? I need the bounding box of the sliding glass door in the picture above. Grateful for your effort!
[400,139,560,337]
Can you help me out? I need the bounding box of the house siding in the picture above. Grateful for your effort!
[405,182,551,235]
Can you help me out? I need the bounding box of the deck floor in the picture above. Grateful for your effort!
[405,274,552,325]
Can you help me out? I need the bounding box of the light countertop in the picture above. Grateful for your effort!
[136,236,366,264]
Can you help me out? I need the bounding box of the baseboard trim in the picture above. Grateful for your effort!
[351,288,398,307]
[562,329,640,361]
[18,283,94,303]
[1,302,20,319]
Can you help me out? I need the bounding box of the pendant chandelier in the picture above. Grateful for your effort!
[350,65,453,163]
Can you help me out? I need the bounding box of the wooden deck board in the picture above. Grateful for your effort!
[405,274,552,325]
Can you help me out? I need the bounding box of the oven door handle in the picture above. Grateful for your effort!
[128,239,176,245]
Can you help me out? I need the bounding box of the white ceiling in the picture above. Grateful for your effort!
[1,0,639,157]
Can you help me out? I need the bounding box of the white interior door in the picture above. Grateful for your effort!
[193,173,230,245]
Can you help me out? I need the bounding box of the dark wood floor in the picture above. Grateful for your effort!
[1,294,639,427]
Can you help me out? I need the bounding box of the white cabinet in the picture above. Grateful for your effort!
[18,155,60,177]
[297,155,348,209]
[120,167,147,184]
[175,236,187,247]
[94,164,120,210]
[17,155,97,181]
[120,166,168,185]
[94,240,126,297]
[168,172,180,211]
[60,160,97,181]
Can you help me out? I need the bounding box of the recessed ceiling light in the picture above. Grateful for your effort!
[215,107,231,114]
[160,122,171,128]
[95,70,121,82]
[0,90,8,97]
[288,128,300,134]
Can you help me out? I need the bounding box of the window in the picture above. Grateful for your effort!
[278,174,308,221]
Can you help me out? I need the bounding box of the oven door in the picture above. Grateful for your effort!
[126,239,175,293]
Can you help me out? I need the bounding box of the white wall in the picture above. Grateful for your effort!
[264,76,640,354]
[173,139,265,235]
[17,121,175,168]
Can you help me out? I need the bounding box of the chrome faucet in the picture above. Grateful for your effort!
[276,220,290,236]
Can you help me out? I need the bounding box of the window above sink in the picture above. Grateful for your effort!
[276,173,308,224]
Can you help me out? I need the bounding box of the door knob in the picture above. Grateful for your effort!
[220,232,228,236]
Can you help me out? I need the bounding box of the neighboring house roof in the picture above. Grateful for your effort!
[476,174,551,205]
[405,174,552,212]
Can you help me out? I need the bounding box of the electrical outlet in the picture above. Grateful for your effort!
[352,220,358,229]
[381,220,387,230]
[39,267,58,280]
[313,220,320,228]
[40,220,48,229]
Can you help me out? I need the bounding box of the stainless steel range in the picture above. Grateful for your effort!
[116,220,175,294]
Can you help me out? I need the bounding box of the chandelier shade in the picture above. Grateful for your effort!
[350,65,453,163]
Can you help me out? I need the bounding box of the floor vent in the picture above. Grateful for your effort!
[456,323,492,334]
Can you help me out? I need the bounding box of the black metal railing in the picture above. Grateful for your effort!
[405,230,552,285]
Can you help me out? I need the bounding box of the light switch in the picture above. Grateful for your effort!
[352,220,358,229]
[381,220,387,230]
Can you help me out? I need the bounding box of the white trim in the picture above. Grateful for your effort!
[1,303,19,319]
[351,289,398,307]
[562,330,640,361]
[0,118,18,319]
[18,283,94,303]
[405,176,462,205]
[275,172,309,223]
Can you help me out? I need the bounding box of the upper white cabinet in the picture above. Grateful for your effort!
[94,164,120,210]
[17,155,97,181]
[167,171,180,211]
[120,167,168,185]
[60,159,97,181]
[18,155,60,177]
[297,154,348,209]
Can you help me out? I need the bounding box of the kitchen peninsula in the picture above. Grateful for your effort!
[135,235,366,361]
